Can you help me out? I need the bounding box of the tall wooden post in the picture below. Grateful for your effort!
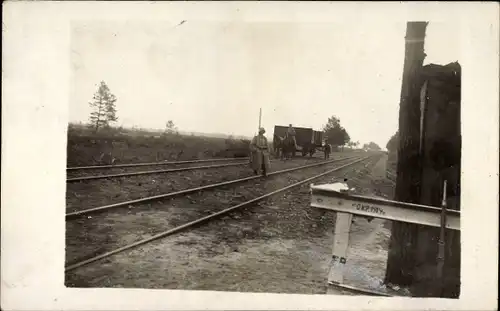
[384,21,428,287]
[259,108,262,130]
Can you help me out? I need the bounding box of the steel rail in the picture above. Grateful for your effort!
[65,156,370,272]
[66,156,357,219]
[67,157,250,171]
[66,156,325,182]
[66,161,250,182]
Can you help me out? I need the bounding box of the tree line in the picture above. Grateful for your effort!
[322,115,381,151]
[87,81,382,149]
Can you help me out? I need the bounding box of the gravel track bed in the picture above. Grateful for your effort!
[66,155,396,294]
[65,155,347,213]
[66,159,251,179]
[64,156,362,278]
[154,156,385,294]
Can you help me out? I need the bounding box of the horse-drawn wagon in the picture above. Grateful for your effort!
[273,125,324,158]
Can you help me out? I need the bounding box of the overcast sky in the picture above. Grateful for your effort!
[69,21,461,148]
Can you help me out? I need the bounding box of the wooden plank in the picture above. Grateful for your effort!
[310,188,460,230]
[311,187,460,217]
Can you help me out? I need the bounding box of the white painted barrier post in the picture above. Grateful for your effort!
[328,212,352,285]
[310,182,461,296]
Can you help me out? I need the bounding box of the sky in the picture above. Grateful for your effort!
[69,21,461,148]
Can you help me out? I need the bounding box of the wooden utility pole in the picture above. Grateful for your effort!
[384,21,428,287]
[259,108,262,130]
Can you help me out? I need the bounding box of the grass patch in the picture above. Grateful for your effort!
[66,123,251,166]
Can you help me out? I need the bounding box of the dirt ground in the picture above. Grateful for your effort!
[65,154,400,296]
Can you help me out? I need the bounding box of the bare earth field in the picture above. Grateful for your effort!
[65,153,397,295]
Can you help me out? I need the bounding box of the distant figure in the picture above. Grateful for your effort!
[250,127,271,177]
[324,143,332,160]
[286,124,298,149]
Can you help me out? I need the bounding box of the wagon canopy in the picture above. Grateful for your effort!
[273,125,324,148]
[273,125,289,139]
[313,130,324,146]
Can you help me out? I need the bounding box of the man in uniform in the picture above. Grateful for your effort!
[324,143,332,159]
[250,127,270,177]
[287,124,298,149]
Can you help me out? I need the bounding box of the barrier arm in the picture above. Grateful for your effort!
[309,182,460,296]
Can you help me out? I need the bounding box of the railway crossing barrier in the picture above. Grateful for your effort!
[309,182,460,296]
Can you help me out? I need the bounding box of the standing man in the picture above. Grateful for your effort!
[287,124,297,149]
[324,143,332,160]
[250,127,270,177]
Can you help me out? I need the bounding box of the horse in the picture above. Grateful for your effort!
[280,134,296,160]
[324,143,332,160]
[273,134,295,160]
[273,134,282,158]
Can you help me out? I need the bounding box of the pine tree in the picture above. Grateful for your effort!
[88,81,118,131]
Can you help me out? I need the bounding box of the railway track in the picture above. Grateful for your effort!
[66,160,250,182]
[65,155,375,274]
[66,155,343,211]
[67,157,250,171]
[66,156,326,182]
[66,155,357,219]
